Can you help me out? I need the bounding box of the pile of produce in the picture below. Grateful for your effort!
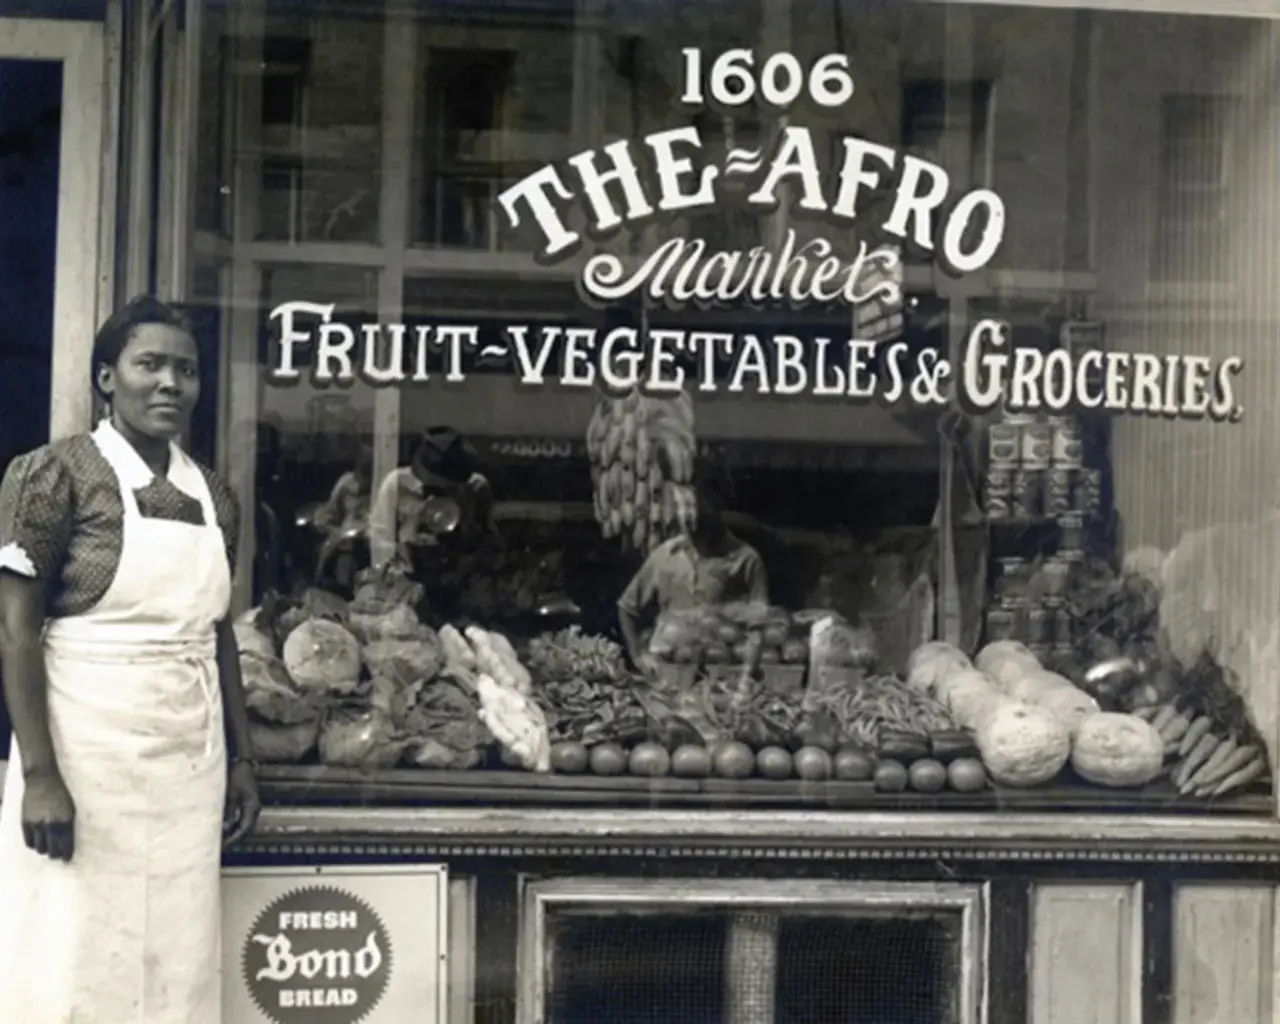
[1133,651,1270,797]
[539,733,987,793]
[1057,563,1270,798]
[524,627,651,745]
[908,636,1273,796]
[648,603,812,669]
[525,614,985,795]
[1059,560,1165,680]
[586,388,698,553]
[232,575,553,772]
[233,568,1268,805]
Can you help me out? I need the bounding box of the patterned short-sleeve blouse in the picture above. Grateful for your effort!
[0,435,240,619]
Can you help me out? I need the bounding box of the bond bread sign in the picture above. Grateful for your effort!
[223,865,448,1024]
[261,46,1245,423]
[244,887,390,1022]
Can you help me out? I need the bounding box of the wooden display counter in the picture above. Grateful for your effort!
[233,804,1280,1024]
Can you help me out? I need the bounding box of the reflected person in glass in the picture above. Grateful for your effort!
[618,463,768,679]
[367,426,496,571]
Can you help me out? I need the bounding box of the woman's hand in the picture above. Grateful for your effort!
[222,760,261,847]
[22,770,75,862]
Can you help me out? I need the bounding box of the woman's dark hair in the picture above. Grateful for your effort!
[91,295,193,398]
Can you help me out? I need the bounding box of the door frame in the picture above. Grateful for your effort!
[0,18,108,441]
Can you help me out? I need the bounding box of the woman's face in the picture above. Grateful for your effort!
[98,323,200,440]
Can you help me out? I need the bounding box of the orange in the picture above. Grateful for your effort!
[909,758,947,793]
[712,740,756,779]
[671,744,712,778]
[589,742,627,776]
[874,759,908,792]
[947,758,988,792]
[793,746,834,781]
[755,746,794,780]
[833,748,875,782]
[550,741,589,774]
[628,742,671,777]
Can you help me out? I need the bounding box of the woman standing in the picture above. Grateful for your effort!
[0,296,260,1022]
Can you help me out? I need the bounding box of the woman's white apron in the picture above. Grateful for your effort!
[0,422,230,1024]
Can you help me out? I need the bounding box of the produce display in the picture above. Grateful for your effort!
[233,563,1270,806]
[647,603,814,672]
[586,388,698,553]
[1131,651,1271,798]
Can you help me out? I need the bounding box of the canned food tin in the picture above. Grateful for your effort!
[988,422,1020,465]
[1053,607,1073,646]
[1012,470,1043,519]
[996,557,1031,602]
[986,465,1014,494]
[1045,468,1072,516]
[1021,422,1053,470]
[1043,556,1071,599]
[1059,513,1086,556]
[1049,416,1083,468]
[1076,469,1102,516]
[985,465,1013,519]
[985,607,1018,642]
[1026,605,1052,644]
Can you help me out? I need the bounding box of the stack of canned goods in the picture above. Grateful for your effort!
[984,412,1097,521]
[985,555,1077,659]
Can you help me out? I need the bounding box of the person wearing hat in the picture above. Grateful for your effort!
[618,462,768,676]
[367,426,494,570]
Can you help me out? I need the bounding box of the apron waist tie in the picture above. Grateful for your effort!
[42,633,223,757]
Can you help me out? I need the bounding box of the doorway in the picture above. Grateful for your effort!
[0,18,107,762]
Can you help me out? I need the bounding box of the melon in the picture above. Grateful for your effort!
[1037,686,1101,737]
[976,702,1071,787]
[938,671,1010,731]
[906,642,973,696]
[1071,712,1164,788]
[976,640,1042,688]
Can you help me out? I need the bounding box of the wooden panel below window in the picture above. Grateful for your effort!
[1172,884,1275,1024]
[1029,883,1142,1024]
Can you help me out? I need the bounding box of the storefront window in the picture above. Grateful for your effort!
[165,0,1278,816]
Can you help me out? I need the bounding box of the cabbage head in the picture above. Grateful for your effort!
[362,635,443,688]
[242,651,320,725]
[249,719,320,763]
[282,619,363,695]
[319,707,410,769]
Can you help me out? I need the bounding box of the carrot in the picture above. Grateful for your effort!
[1151,704,1179,732]
[1210,756,1267,797]
[1175,732,1225,790]
[1159,710,1192,744]
[1178,716,1214,757]
[1192,744,1258,791]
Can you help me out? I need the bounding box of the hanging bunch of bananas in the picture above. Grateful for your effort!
[586,389,698,554]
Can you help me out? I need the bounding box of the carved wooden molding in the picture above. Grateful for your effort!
[242,807,1280,863]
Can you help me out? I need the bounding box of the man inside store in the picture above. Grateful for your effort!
[618,463,768,676]
[367,426,496,572]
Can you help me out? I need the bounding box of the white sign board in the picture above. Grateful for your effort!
[222,864,448,1024]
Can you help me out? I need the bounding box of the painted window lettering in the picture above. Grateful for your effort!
[678,49,855,108]
[496,123,1006,275]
